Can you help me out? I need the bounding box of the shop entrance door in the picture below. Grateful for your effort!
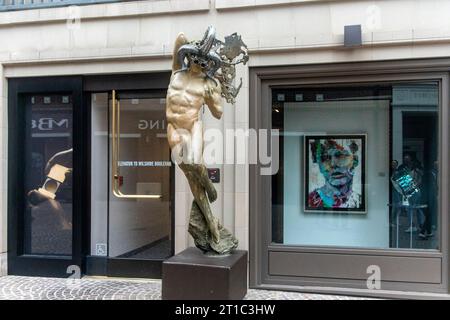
[90,90,174,278]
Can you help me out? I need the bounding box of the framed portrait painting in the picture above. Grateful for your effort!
[304,134,366,214]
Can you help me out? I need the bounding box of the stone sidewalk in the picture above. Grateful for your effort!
[0,276,369,300]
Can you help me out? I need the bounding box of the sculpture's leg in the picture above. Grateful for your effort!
[187,200,211,252]
[191,120,203,165]
[167,123,195,164]
[190,121,217,202]
[181,166,220,243]
[194,164,217,203]
[188,199,238,255]
[168,123,216,202]
[182,133,194,164]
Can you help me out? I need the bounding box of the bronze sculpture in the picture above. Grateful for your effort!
[166,26,248,255]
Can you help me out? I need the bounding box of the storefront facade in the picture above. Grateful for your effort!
[250,60,449,298]
[1,0,450,298]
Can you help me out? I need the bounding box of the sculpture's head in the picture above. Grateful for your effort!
[185,26,217,70]
[175,25,249,103]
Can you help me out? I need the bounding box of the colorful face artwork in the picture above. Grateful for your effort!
[305,135,366,213]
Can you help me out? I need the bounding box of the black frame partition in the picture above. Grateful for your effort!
[249,59,450,299]
[8,72,174,279]
[8,76,86,277]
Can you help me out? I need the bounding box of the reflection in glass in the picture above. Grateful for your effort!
[24,94,73,255]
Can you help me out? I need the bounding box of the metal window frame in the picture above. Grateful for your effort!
[249,58,450,299]
[7,75,85,277]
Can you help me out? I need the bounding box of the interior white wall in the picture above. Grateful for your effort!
[108,124,170,257]
[283,100,390,248]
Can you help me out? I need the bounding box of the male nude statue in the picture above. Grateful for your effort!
[166,32,222,244]
[166,27,247,254]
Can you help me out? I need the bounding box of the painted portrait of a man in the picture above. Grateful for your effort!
[304,135,366,213]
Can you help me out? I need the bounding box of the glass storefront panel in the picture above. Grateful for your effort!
[272,82,439,250]
[90,92,172,259]
[24,94,73,255]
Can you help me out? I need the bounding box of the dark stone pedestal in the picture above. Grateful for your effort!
[162,247,247,300]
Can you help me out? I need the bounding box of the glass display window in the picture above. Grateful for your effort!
[271,82,439,250]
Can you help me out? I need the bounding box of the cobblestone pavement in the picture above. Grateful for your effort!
[0,276,369,300]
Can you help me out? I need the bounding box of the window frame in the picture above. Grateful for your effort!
[7,76,85,277]
[249,59,450,298]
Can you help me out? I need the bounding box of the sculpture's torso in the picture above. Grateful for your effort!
[166,71,206,132]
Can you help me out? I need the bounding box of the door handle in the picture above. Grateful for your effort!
[111,90,162,199]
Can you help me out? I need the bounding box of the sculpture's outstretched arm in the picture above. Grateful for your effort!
[172,33,189,72]
[204,82,223,120]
